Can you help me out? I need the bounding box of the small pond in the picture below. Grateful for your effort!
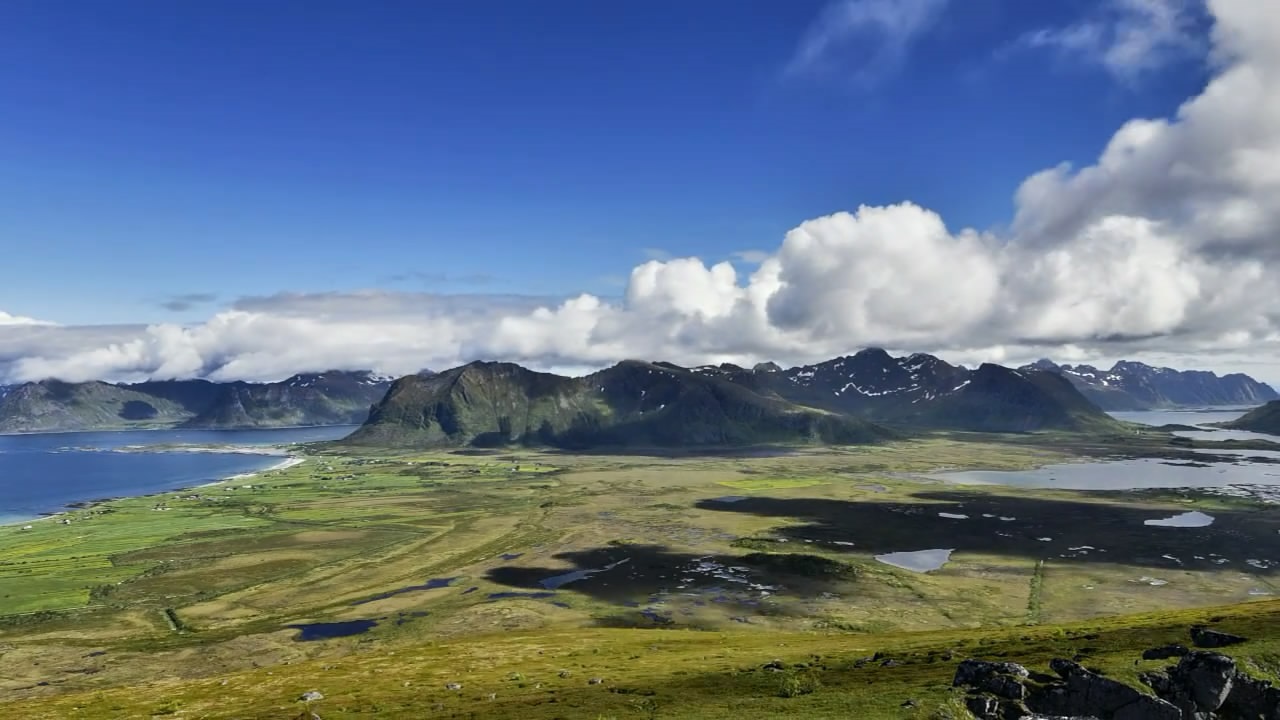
[874,548,953,573]
[287,619,377,641]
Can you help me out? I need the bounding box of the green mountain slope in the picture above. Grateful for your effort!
[1222,400,1280,435]
[344,360,892,449]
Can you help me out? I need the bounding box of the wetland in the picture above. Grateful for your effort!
[4,413,1280,718]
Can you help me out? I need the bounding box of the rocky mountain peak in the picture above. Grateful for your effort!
[1025,358,1061,372]
[1028,358,1278,410]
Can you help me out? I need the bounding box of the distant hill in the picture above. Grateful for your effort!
[1022,359,1278,410]
[0,371,392,434]
[343,360,893,449]
[0,380,200,433]
[1222,401,1280,435]
[694,349,1122,434]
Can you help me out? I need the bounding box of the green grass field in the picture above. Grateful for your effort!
[2,435,1278,718]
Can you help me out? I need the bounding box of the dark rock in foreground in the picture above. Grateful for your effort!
[1190,626,1248,649]
[1143,645,1190,661]
[952,628,1273,720]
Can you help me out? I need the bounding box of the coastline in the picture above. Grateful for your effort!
[111,444,290,456]
[0,423,359,438]
[218,455,306,482]
[0,452,308,529]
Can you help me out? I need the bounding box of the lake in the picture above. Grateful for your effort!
[940,407,1280,491]
[1109,407,1279,443]
[0,426,354,525]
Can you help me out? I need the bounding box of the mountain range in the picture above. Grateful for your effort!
[344,351,1126,449]
[687,349,1119,434]
[0,371,393,434]
[1022,359,1278,411]
[2,352,1274,445]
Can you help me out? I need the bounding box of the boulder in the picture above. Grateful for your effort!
[1140,649,1280,719]
[954,659,1030,687]
[298,690,324,702]
[1171,652,1236,712]
[1222,673,1280,719]
[936,648,1280,720]
[954,660,1032,702]
[1029,660,1180,720]
[1142,645,1189,661]
[986,674,1027,701]
[1190,626,1247,649]
[964,693,1002,720]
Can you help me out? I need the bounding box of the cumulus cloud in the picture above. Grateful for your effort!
[1015,0,1207,82]
[3,0,1280,386]
[784,0,948,88]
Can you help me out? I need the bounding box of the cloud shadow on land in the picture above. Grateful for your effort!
[483,543,861,624]
[696,492,1280,573]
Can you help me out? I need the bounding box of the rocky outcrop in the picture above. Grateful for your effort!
[1140,651,1280,719]
[954,659,1031,703]
[1041,659,1180,719]
[1190,626,1248,649]
[1143,645,1190,661]
[951,630,1272,720]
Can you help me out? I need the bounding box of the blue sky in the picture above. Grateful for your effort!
[1,0,1212,326]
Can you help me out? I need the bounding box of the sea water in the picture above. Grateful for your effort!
[0,426,354,524]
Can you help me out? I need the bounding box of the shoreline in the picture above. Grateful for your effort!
[0,423,359,438]
[217,456,306,483]
[1,453,308,529]
[110,444,290,456]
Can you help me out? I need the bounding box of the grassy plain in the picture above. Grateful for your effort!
[2,433,1279,718]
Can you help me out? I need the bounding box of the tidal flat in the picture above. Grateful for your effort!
[3,433,1280,718]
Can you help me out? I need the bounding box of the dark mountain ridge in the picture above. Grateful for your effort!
[0,371,392,434]
[689,349,1119,434]
[345,360,892,449]
[1024,359,1278,410]
[346,351,1125,449]
[6,350,1199,441]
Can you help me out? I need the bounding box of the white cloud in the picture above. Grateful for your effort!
[765,204,999,346]
[3,1,1280,386]
[0,311,55,327]
[1016,0,1206,82]
[784,0,948,87]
